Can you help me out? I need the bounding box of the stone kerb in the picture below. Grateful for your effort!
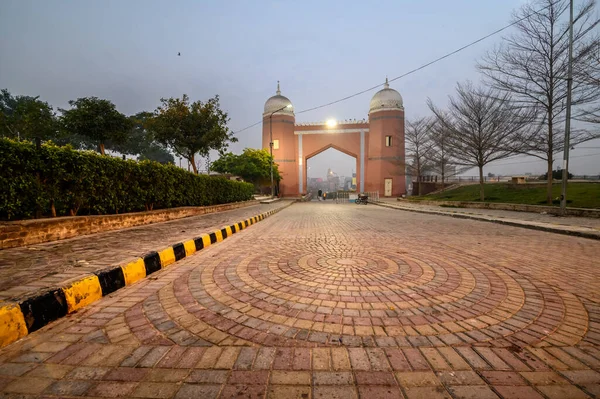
[0,200,258,250]
[400,199,600,218]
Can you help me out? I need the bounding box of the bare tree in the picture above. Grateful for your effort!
[478,0,600,203]
[405,117,434,195]
[577,41,600,124]
[426,119,462,184]
[428,82,537,201]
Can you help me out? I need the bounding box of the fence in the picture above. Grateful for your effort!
[334,191,379,204]
[417,174,600,183]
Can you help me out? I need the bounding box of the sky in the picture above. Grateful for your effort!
[1,0,598,179]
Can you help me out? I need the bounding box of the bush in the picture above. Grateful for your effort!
[539,169,574,180]
[0,138,254,220]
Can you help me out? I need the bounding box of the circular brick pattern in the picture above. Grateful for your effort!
[151,241,588,348]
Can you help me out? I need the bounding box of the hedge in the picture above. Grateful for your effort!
[0,138,254,220]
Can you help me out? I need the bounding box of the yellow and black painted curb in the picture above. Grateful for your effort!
[0,203,293,348]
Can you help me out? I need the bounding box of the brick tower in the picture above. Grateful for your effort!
[262,82,298,197]
[366,78,406,196]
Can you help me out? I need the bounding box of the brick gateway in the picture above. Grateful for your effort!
[262,80,407,197]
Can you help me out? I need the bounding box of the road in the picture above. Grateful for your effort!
[1,202,599,398]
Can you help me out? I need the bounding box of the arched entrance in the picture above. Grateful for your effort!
[306,145,358,197]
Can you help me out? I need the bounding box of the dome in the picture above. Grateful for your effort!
[369,78,403,113]
[264,82,294,116]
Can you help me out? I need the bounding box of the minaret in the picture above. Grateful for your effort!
[366,77,406,196]
[262,82,298,196]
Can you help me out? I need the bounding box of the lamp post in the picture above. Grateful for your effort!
[560,0,574,215]
[269,104,292,198]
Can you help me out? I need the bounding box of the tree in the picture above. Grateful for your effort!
[405,117,433,195]
[138,144,175,164]
[426,119,462,184]
[478,0,600,203]
[0,89,57,141]
[150,94,236,174]
[428,82,536,201]
[60,97,132,155]
[211,148,280,190]
[107,112,174,164]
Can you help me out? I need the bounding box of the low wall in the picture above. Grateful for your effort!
[0,200,257,249]
[412,182,454,196]
[401,199,600,218]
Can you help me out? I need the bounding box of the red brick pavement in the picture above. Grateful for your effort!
[0,202,599,398]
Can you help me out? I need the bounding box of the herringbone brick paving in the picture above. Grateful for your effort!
[0,202,599,398]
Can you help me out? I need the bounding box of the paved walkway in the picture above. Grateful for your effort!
[0,201,290,302]
[377,199,600,240]
[1,202,599,398]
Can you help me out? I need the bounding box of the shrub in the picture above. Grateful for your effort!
[0,138,254,220]
[539,169,574,180]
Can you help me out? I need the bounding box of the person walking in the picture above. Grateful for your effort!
[318,189,322,201]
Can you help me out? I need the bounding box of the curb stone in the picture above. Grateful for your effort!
[0,201,294,348]
[374,202,600,240]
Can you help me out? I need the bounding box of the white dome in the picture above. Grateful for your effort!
[263,82,294,116]
[369,78,403,113]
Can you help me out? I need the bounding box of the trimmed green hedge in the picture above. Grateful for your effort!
[0,138,254,220]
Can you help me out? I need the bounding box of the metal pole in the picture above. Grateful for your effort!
[560,0,574,215]
[270,113,274,198]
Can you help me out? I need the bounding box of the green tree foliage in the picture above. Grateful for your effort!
[0,138,253,220]
[211,148,281,189]
[540,169,574,180]
[0,89,57,141]
[108,112,174,164]
[60,97,132,155]
[150,94,236,173]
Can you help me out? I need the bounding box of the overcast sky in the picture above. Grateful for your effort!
[1,0,598,179]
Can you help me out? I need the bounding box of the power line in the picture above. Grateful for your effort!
[233,2,553,133]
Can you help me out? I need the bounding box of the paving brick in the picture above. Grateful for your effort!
[446,385,499,399]
[270,370,311,385]
[66,366,111,380]
[268,385,311,399]
[480,371,528,386]
[145,368,189,382]
[395,371,441,387]
[25,363,73,379]
[103,367,148,381]
[220,384,266,398]
[358,385,404,399]
[355,371,397,386]
[402,386,451,399]
[44,380,93,396]
[186,370,228,384]
[437,370,485,385]
[4,377,54,394]
[536,385,590,399]
[86,381,138,397]
[131,382,179,398]
[313,371,354,385]
[313,385,357,399]
[520,371,570,385]
[174,383,222,399]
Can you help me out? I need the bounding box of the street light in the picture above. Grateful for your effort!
[560,0,574,215]
[269,103,292,198]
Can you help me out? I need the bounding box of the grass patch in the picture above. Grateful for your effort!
[420,182,600,209]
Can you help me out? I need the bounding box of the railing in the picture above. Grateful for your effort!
[416,174,600,183]
[334,191,380,203]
